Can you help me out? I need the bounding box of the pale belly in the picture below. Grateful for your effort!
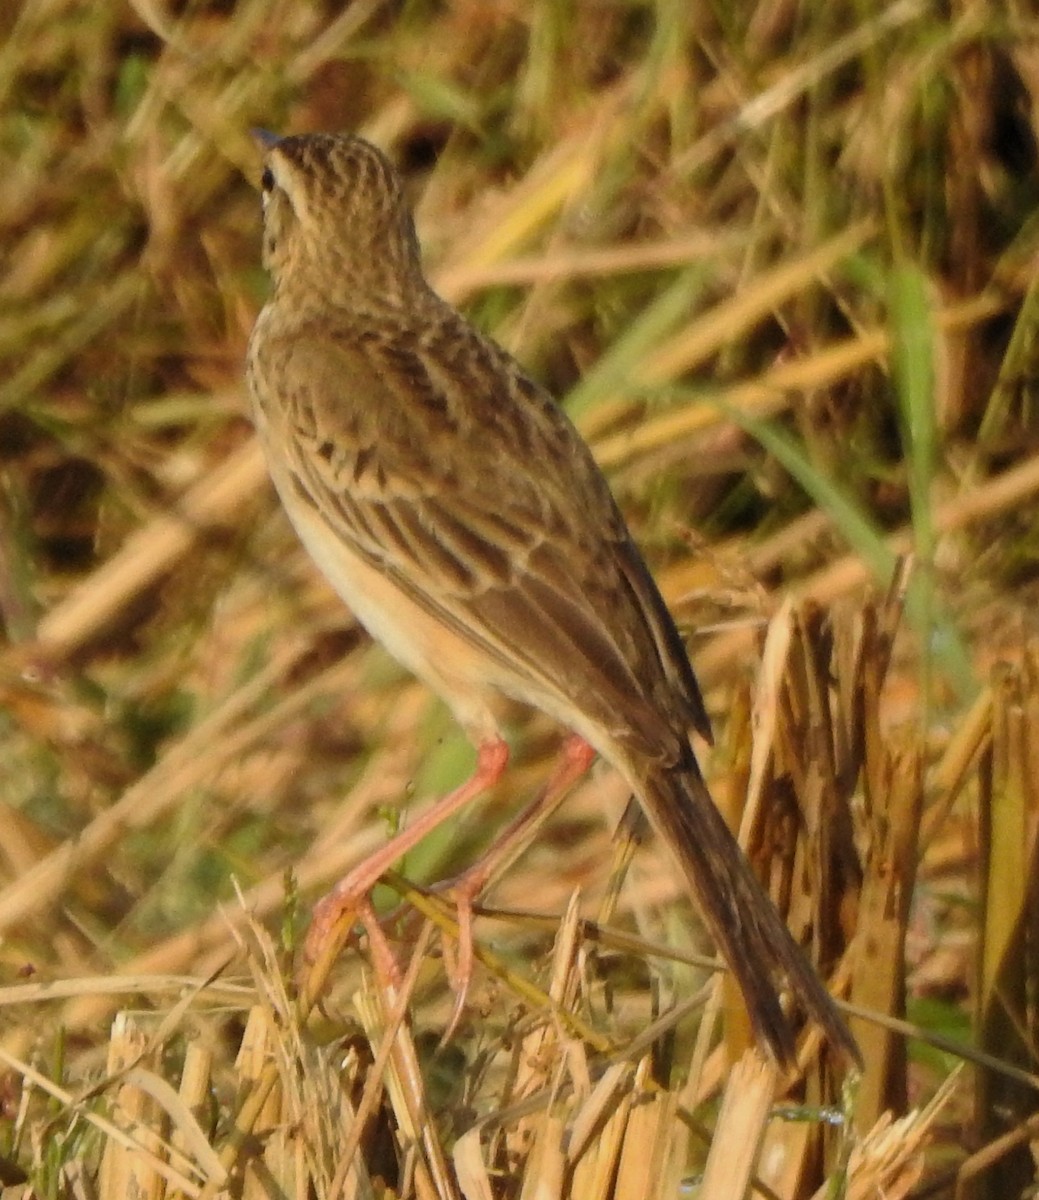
[268,458,511,745]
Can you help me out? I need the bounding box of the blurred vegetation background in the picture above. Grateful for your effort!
[2,0,1039,1194]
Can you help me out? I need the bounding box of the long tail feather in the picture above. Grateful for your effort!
[636,761,860,1067]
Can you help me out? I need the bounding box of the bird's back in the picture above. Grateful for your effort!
[251,291,711,768]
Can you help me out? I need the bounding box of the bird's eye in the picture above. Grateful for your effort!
[261,167,275,193]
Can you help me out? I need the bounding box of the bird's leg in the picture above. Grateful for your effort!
[302,737,510,995]
[451,734,596,902]
[439,734,596,1037]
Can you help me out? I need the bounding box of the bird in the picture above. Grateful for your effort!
[246,128,858,1067]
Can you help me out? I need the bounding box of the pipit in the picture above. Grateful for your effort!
[246,130,858,1067]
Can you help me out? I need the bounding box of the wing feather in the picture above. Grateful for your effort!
[256,319,709,761]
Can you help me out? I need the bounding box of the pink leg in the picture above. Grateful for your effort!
[440,735,597,1038]
[356,899,402,989]
[453,735,596,900]
[304,737,510,970]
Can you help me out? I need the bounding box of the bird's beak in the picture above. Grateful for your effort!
[251,128,280,152]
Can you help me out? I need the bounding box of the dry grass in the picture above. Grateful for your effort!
[3,0,1039,1195]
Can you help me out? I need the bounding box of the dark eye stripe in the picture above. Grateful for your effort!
[261,167,275,192]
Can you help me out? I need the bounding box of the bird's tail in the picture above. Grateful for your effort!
[636,760,859,1067]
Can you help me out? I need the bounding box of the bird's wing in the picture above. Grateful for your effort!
[255,321,709,761]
